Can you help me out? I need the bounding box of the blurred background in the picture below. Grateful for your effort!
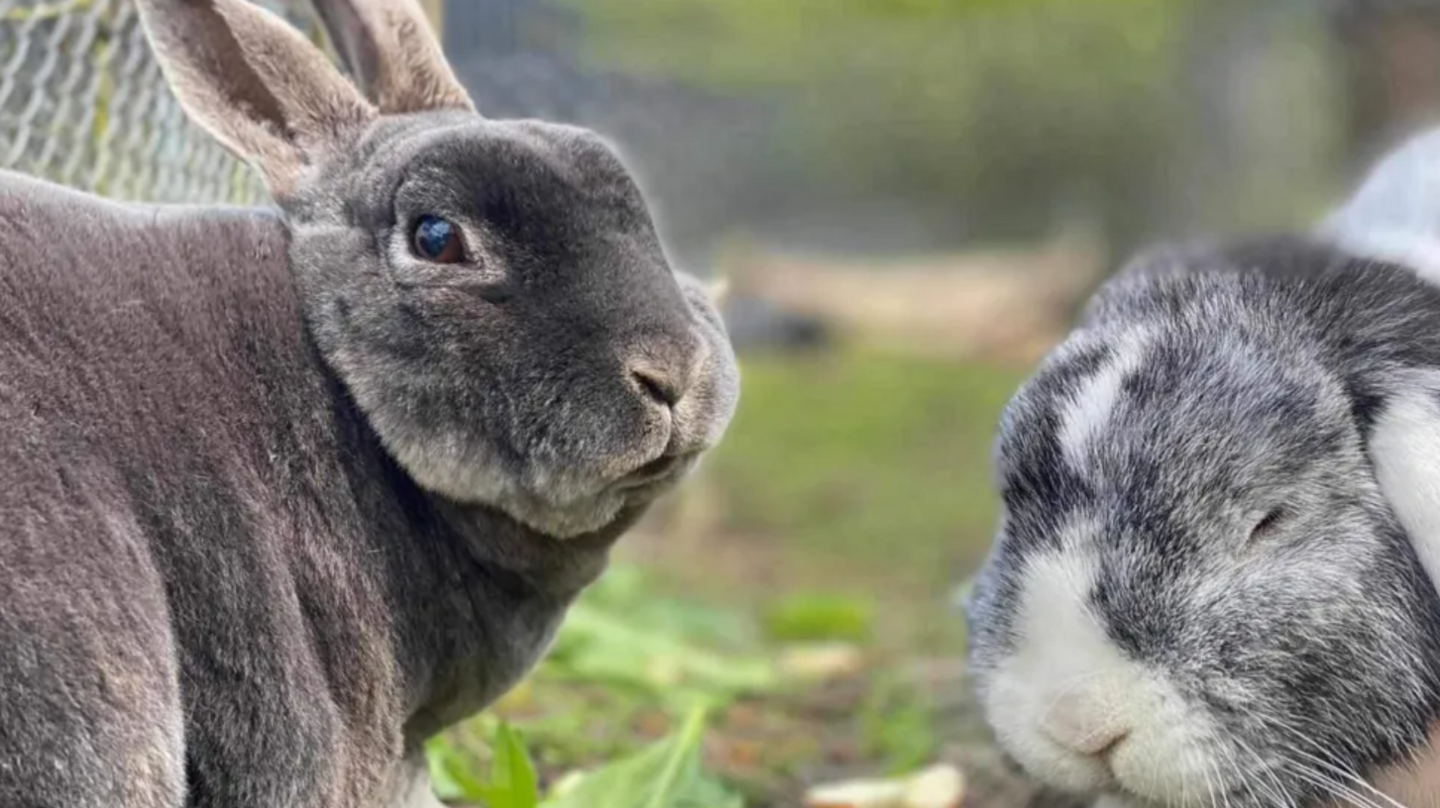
[4,0,1440,805]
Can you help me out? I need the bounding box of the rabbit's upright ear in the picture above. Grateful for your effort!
[307,0,475,115]
[136,0,378,198]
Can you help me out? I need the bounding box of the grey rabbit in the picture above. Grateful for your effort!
[963,124,1440,808]
[0,0,739,806]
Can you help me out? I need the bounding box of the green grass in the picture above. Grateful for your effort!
[761,591,877,643]
[707,345,1027,595]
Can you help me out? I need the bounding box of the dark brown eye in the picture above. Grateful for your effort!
[1249,507,1288,541]
[412,215,464,263]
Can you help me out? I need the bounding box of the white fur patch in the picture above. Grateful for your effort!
[985,520,1216,805]
[1369,382,1440,593]
[1059,331,1151,473]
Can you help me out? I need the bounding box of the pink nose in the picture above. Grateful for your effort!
[1042,691,1131,758]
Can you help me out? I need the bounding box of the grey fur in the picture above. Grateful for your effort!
[966,162,1440,804]
[0,2,738,807]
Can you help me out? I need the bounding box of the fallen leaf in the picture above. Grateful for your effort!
[778,642,865,681]
[805,763,966,808]
[805,777,908,808]
[902,764,965,808]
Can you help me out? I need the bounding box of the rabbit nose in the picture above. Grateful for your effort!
[1042,691,1131,761]
[632,366,682,408]
[627,334,705,409]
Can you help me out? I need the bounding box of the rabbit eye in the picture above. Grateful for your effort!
[412,215,464,264]
[1249,507,1289,541]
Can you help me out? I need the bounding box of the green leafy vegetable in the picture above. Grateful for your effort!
[428,724,539,808]
[543,706,742,808]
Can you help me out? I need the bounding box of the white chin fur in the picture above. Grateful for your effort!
[983,523,1222,808]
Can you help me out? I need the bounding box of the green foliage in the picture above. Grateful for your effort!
[546,706,743,808]
[426,563,786,781]
[545,566,779,710]
[430,710,741,808]
[558,0,1196,243]
[762,592,876,643]
[557,0,1188,90]
[429,725,540,808]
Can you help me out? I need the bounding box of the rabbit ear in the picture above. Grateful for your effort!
[136,0,377,199]
[1367,376,1440,592]
[307,0,475,115]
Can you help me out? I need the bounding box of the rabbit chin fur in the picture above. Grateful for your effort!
[966,237,1440,808]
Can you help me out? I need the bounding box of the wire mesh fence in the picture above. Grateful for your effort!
[0,0,323,205]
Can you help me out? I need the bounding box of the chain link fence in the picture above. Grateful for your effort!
[0,0,324,205]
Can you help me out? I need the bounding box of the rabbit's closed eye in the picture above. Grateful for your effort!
[1246,505,1288,542]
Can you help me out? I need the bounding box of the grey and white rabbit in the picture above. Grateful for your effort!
[963,125,1440,808]
[0,1,738,806]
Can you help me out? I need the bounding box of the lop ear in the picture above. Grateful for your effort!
[136,0,377,199]
[306,0,475,115]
